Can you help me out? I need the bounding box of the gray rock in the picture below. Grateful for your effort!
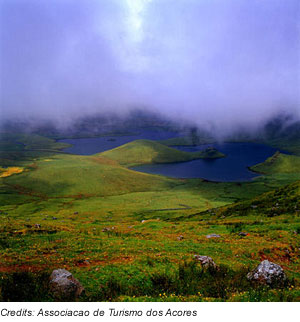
[49,269,84,300]
[194,255,217,269]
[238,231,248,236]
[177,235,184,241]
[206,233,221,238]
[247,260,286,286]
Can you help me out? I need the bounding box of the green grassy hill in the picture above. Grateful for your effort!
[2,154,177,198]
[250,152,300,174]
[210,179,300,219]
[100,139,224,167]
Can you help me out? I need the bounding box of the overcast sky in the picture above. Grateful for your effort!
[0,0,299,132]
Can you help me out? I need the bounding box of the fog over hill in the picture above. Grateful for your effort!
[0,0,299,135]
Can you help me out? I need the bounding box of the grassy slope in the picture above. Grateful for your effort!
[195,179,300,220]
[2,154,177,198]
[0,133,69,151]
[100,139,224,167]
[250,152,300,174]
[0,133,71,167]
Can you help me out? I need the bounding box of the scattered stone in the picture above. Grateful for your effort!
[194,255,217,269]
[247,260,287,286]
[34,224,41,229]
[141,220,145,223]
[206,234,221,239]
[238,231,248,237]
[177,235,184,241]
[251,205,257,209]
[49,269,84,300]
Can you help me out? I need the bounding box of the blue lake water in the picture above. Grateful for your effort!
[58,131,278,182]
[132,142,278,182]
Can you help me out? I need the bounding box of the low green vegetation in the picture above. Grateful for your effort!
[2,154,177,198]
[0,133,300,301]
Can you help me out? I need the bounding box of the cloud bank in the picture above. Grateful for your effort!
[1,0,299,132]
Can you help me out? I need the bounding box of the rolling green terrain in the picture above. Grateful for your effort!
[250,152,300,174]
[0,132,300,302]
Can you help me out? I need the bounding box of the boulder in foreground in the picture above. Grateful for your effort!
[194,255,217,270]
[247,260,286,286]
[49,269,84,300]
